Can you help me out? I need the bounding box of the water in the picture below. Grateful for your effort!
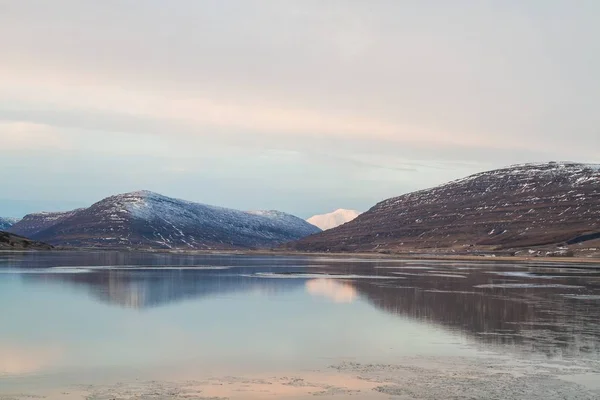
[1,252,600,397]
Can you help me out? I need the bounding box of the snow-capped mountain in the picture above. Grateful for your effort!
[15,191,321,249]
[290,162,600,254]
[9,210,83,238]
[307,209,361,230]
[0,217,20,231]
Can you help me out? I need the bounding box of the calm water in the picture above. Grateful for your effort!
[1,252,600,390]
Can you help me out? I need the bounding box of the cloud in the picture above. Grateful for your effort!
[305,279,357,304]
[1,1,597,158]
[2,69,591,165]
[163,166,190,174]
[0,70,471,149]
[0,121,72,151]
[0,1,599,217]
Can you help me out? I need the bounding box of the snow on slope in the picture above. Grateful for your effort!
[446,161,600,187]
[0,217,20,231]
[121,191,320,238]
[292,162,600,252]
[385,161,600,209]
[307,209,362,230]
[31,191,321,249]
[246,209,321,237]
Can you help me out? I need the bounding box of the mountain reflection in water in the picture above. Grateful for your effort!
[4,252,600,362]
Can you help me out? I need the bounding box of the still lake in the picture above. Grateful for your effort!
[1,251,600,396]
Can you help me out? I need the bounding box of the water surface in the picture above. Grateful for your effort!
[1,251,600,393]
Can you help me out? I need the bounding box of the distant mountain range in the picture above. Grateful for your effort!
[290,162,600,255]
[8,210,82,238]
[0,217,20,231]
[5,162,600,255]
[8,191,321,249]
[307,209,361,230]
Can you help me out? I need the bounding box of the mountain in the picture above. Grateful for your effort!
[307,209,361,230]
[11,191,321,249]
[289,162,600,254]
[0,231,53,250]
[0,217,20,231]
[9,210,83,238]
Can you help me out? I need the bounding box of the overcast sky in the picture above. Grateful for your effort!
[1,0,598,218]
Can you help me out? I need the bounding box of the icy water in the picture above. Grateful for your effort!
[1,252,600,399]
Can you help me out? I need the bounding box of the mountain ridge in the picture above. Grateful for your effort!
[9,209,84,238]
[9,190,320,250]
[0,217,20,231]
[289,162,600,255]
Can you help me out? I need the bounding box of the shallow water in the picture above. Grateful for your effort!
[1,251,600,396]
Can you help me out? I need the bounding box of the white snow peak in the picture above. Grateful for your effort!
[307,209,362,230]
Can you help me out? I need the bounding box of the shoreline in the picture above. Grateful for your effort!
[2,247,599,265]
[2,354,599,400]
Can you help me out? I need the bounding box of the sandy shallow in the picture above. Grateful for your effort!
[2,355,600,400]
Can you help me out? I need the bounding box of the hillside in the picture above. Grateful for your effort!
[11,191,320,249]
[307,209,361,230]
[289,162,600,254]
[9,210,83,237]
[0,231,53,250]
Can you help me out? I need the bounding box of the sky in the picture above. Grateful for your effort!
[1,0,599,218]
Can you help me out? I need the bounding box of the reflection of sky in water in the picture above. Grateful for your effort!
[0,264,473,383]
[305,279,357,303]
[1,251,599,387]
[0,343,62,375]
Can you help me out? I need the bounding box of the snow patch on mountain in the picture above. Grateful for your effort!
[307,209,362,230]
[0,217,20,231]
[291,162,600,253]
[113,191,320,238]
[448,162,600,187]
[28,190,321,249]
[391,161,600,209]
